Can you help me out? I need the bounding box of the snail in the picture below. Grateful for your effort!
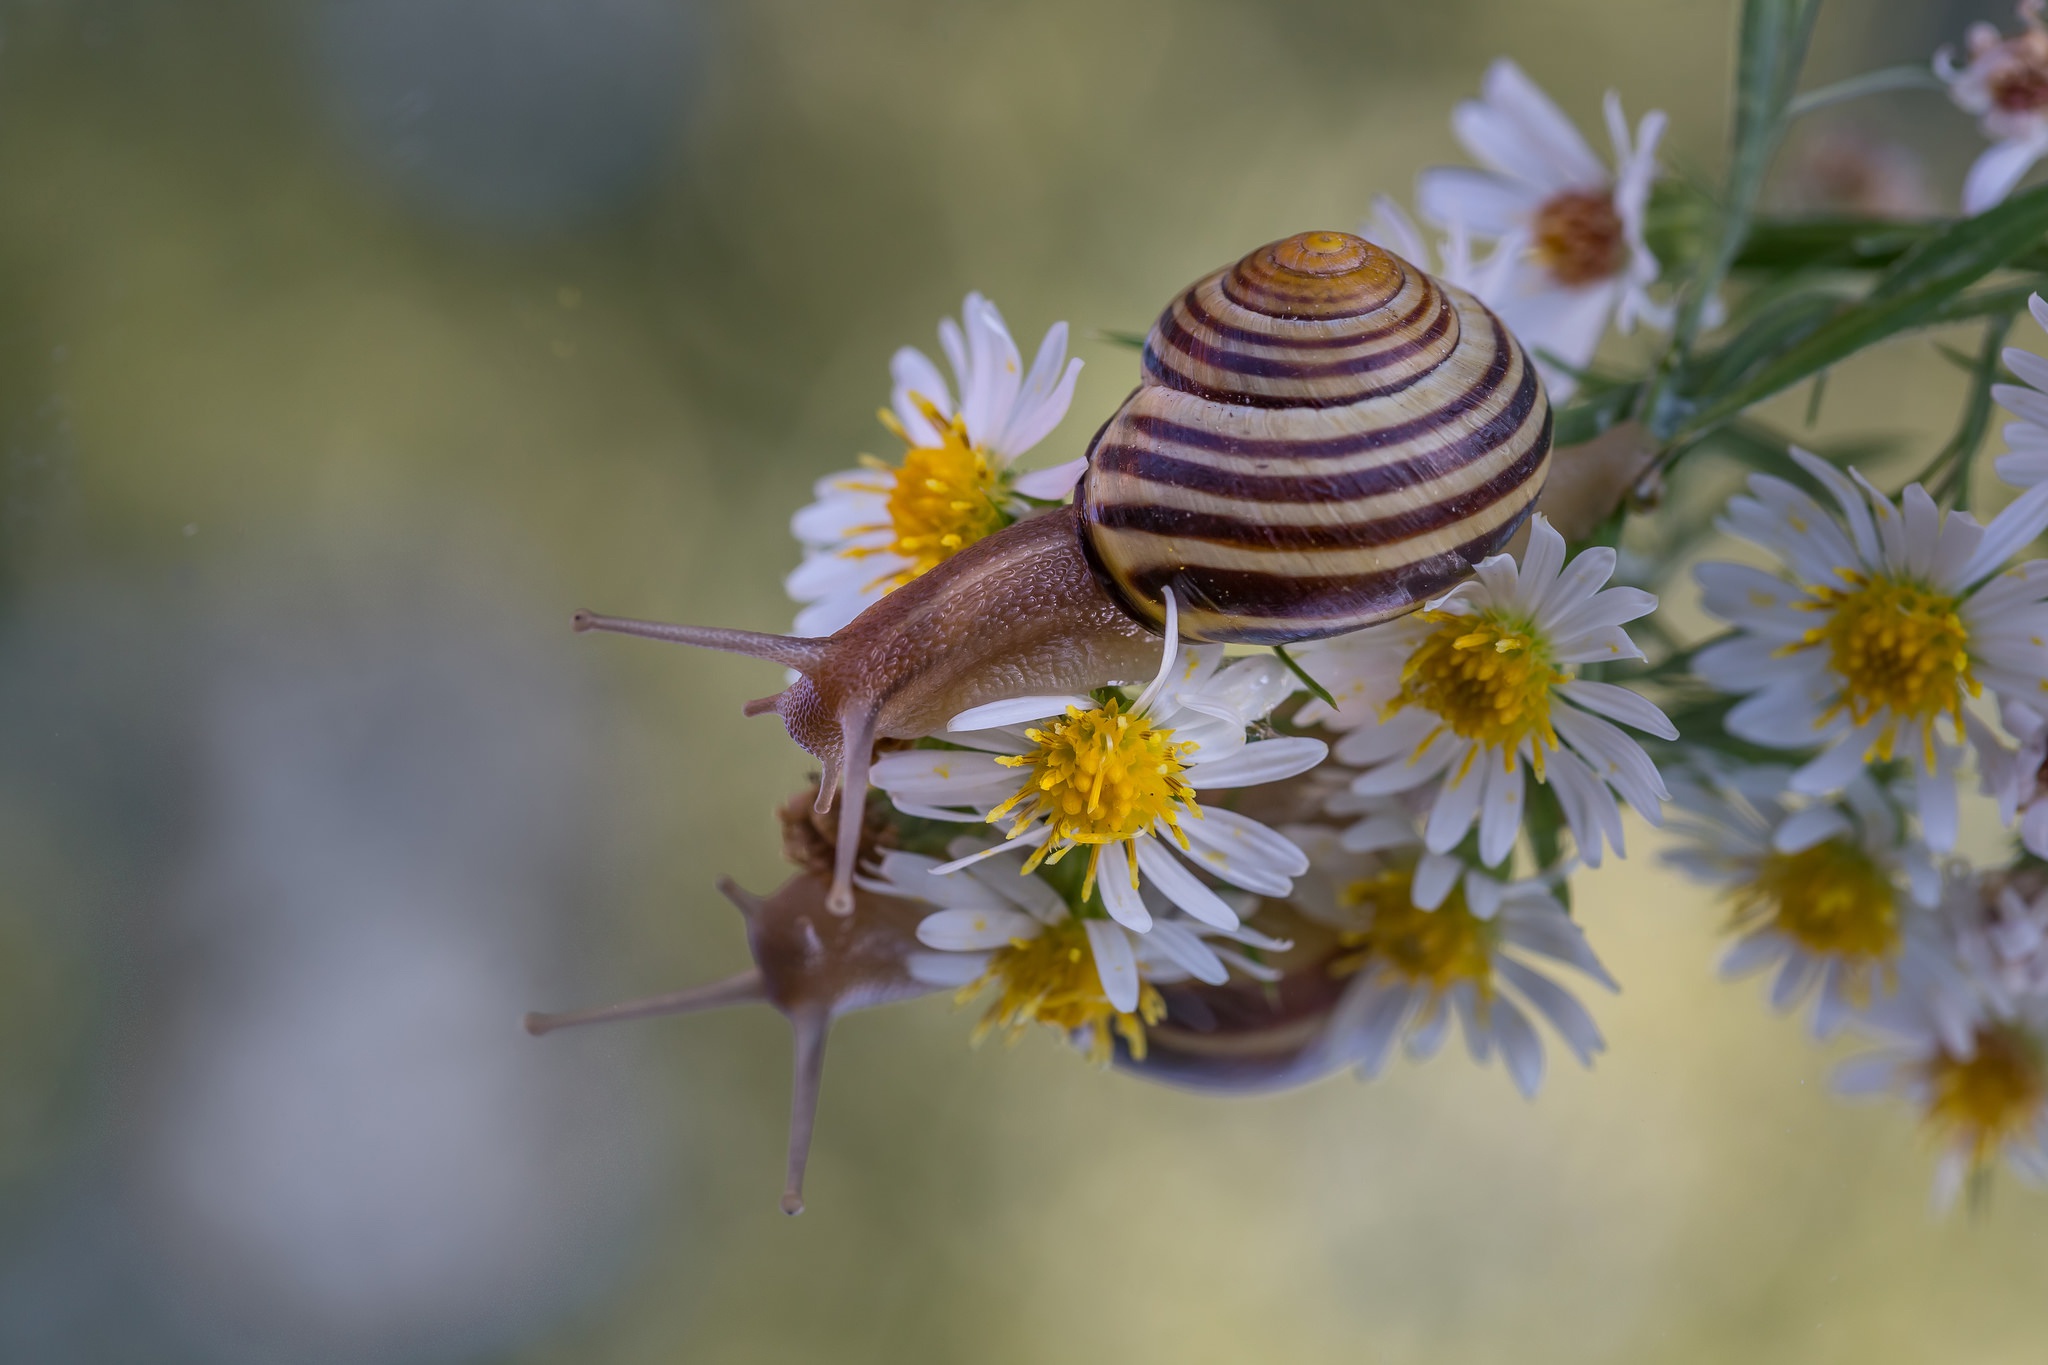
[574,230,1553,919]
[525,791,940,1215]
[1119,898,1367,1093]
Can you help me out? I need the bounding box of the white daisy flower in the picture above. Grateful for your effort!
[1661,762,1977,1044]
[1972,698,2048,859]
[864,837,1287,1064]
[1837,994,2048,1209]
[1693,447,2048,845]
[867,592,1327,935]
[1293,514,1676,871]
[1416,58,1668,398]
[1937,865,2048,1012]
[1990,293,2048,489]
[1284,816,1616,1098]
[1937,1,2048,214]
[785,293,1086,637]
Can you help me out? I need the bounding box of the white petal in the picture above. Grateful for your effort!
[1416,166,1538,237]
[1477,758,1525,868]
[1412,851,1464,910]
[1095,840,1153,932]
[1772,805,1852,853]
[1178,807,1309,891]
[1489,994,1547,1098]
[1498,957,1604,1065]
[1134,837,1240,930]
[1085,919,1140,1014]
[1556,680,1678,740]
[1424,754,1489,852]
[1010,456,1087,500]
[1964,133,2048,214]
[1186,736,1328,789]
[907,950,988,987]
[948,695,1093,731]
[916,906,1041,951]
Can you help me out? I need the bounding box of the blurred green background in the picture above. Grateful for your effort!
[1,1,2044,1362]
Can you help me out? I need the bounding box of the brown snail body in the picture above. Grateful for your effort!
[574,230,1552,917]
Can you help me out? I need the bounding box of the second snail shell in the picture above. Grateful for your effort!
[1082,230,1552,643]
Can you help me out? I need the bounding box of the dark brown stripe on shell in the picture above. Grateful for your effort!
[1087,421,1548,550]
[1092,350,1539,503]
[1103,516,1541,646]
[1152,291,1456,386]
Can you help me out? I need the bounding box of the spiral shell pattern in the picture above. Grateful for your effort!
[1077,230,1551,644]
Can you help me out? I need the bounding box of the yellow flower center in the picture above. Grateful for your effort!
[1925,1022,2047,1175]
[989,699,1199,897]
[849,398,1010,588]
[1391,608,1566,778]
[1335,864,1496,996]
[1793,571,1978,761]
[1729,840,1900,980]
[966,916,1165,1064]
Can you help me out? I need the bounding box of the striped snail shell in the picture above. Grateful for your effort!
[1080,230,1552,643]
[571,230,1553,917]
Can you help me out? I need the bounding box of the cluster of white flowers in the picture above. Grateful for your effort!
[749,36,2048,1200]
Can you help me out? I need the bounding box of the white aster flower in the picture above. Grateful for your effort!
[1284,818,1615,1098]
[1694,447,2048,846]
[785,293,1086,637]
[1990,293,2048,489]
[1937,865,2048,1011]
[1662,762,1977,1043]
[865,837,1286,1064]
[1416,58,1668,398]
[867,592,1326,935]
[1294,515,1676,871]
[1937,1,2048,214]
[1973,698,2048,858]
[1837,994,2048,1209]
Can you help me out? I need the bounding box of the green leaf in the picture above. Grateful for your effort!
[1671,0,1822,349]
[1680,182,2048,437]
[1737,216,2048,277]
[1786,63,1945,117]
[1095,329,1147,350]
[1272,645,1339,711]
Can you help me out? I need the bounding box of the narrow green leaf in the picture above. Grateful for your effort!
[1681,182,2048,436]
[1673,0,1822,349]
[1786,63,1944,116]
[1272,645,1339,711]
[1095,329,1147,350]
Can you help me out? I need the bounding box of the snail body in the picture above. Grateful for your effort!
[574,231,1552,916]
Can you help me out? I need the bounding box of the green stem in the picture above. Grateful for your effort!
[1786,63,1945,117]
[1918,311,2017,505]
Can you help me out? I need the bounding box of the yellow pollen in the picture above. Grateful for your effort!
[1728,839,1900,992]
[1334,863,1496,997]
[1789,571,1977,762]
[988,698,1199,896]
[964,917,1165,1064]
[1389,608,1565,777]
[1924,1022,2047,1176]
[845,397,1010,588]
